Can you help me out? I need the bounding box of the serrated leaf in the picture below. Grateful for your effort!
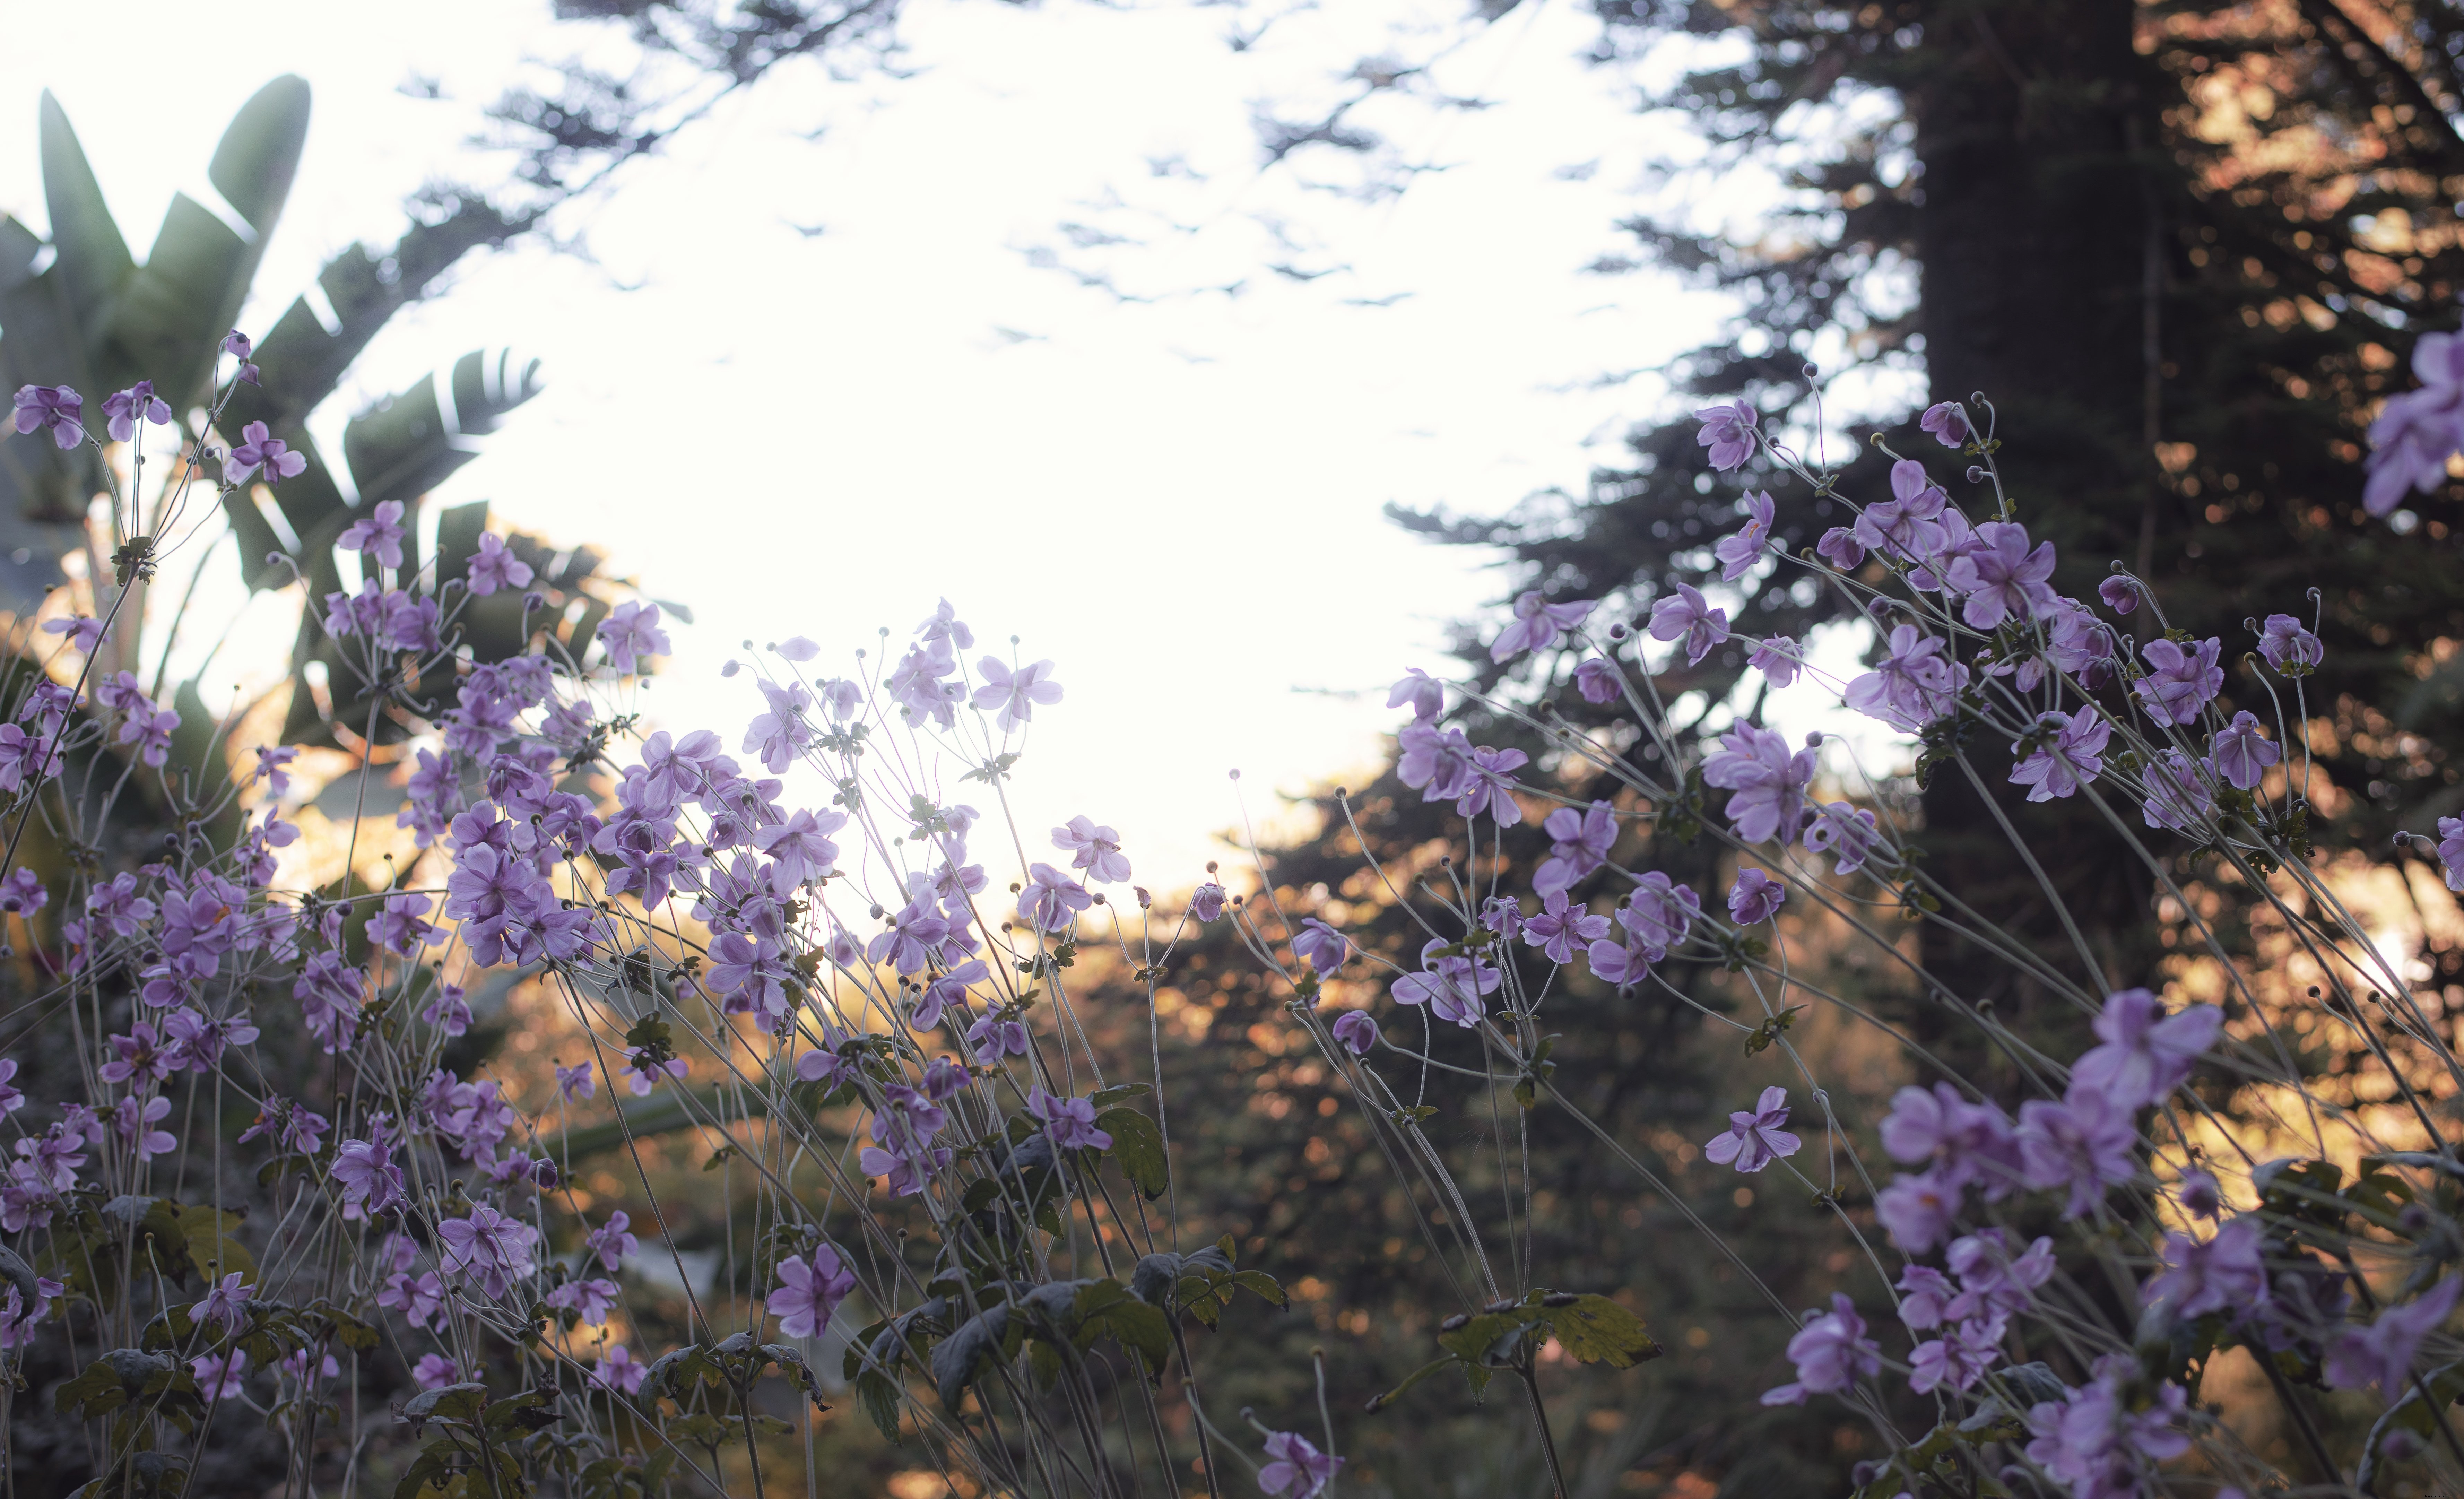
[1536,1294,1660,1369]
[856,1368,904,1443]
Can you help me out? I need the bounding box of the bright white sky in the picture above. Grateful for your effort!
[2,0,1780,884]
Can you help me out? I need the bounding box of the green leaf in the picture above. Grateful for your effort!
[856,1368,905,1443]
[176,1203,256,1284]
[1536,1294,1661,1369]
[37,90,132,353]
[1365,1354,1461,1413]
[1436,1312,1534,1366]
[55,1358,133,1421]
[1096,1107,1170,1199]
[1070,1280,1173,1369]
[1088,1083,1152,1109]
[400,1381,488,1429]
[1231,1270,1288,1308]
[930,1304,1015,1410]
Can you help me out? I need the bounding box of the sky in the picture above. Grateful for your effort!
[1,0,1761,884]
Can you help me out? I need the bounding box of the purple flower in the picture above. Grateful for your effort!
[1694,399,1759,471]
[1258,1430,1345,1498]
[1704,1086,1802,1173]
[586,1212,639,1272]
[1919,401,1969,447]
[1759,1293,1880,1405]
[1803,802,1885,876]
[2097,575,2140,614]
[1880,1083,2021,1197]
[1620,871,1700,953]
[1746,635,1800,688]
[1018,862,1092,933]
[972,656,1062,731]
[2140,749,2217,833]
[1454,744,1528,825]
[412,1353,461,1390]
[2008,710,2111,803]
[2142,1216,2265,1324]
[190,1272,256,1337]
[767,1243,858,1339]
[623,1047,688,1096]
[11,385,83,448]
[2365,344,2464,515]
[1053,814,1130,883]
[227,420,306,483]
[1727,868,1784,925]
[2208,711,2280,791]
[1845,624,1968,733]
[1815,527,1865,570]
[1331,1009,1378,1055]
[1387,667,1444,719]
[2257,613,2323,675]
[191,1350,248,1399]
[101,382,171,442]
[2324,1277,2461,1399]
[593,1345,648,1395]
[753,806,845,885]
[117,1095,176,1160]
[1523,891,1610,964]
[465,532,535,596]
[99,1022,170,1086]
[1945,520,2060,629]
[2016,1085,2140,1218]
[2132,637,2224,727]
[437,1204,541,1300]
[2179,1169,2221,1218]
[1190,882,1226,921]
[1028,1089,1114,1151]
[1700,723,1816,844]
[40,615,105,654]
[2437,814,2464,893]
[1909,1314,2006,1394]
[1714,491,1778,581]
[597,601,670,674]
[1647,582,1730,666]
[1490,591,1593,663]
[1292,917,1350,974]
[1397,721,1476,801]
[338,499,408,570]
[332,1127,405,1215]
[868,900,950,977]
[1391,938,1500,1027]
[967,1012,1030,1064]
[1573,657,1620,704]
[1875,1170,1959,1253]
[1533,800,1616,897]
[557,1062,596,1101]
[2072,988,2221,1110]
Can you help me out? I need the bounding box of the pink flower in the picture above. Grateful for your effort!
[1919,401,1968,447]
[2008,711,2111,803]
[1713,490,1778,580]
[412,1353,461,1390]
[2324,1277,2462,1400]
[2132,637,2223,727]
[465,532,535,596]
[2071,988,2220,1111]
[1027,1089,1114,1152]
[338,499,408,569]
[1701,723,1816,844]
[437,1203,540,1300]
[1944,520,2059,629]
[1053,815,1131,883]
[1727,868,1785,925]
[557,1062,596,1101]
[190,1350,248,1400]
[1704,1086,1801,1173]
[191,1272,255,1337]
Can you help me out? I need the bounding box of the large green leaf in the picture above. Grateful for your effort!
[36,89,130,374]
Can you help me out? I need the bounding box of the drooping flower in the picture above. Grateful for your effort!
[767,1243,859,1339]
[1727,868,1785,925]
[1573,656,1620,704]
[1489,590,1593,663]
[2438,815,2464,894]
[1397,720,1476,801]
[1259,1430,1345,1498]
[1920,401,1968,447]
[2257,613,2323,675]
[1815,527,1865,570]
[1646,582,1730,667]
[1704,1086,1802,1173]
[2097,575,2139,614]
[1803,802,1886,876]
[1714,490,1778,580]
[1845,625,1967,733]
[1760,1293,1880,1405]
[2208,711,2280,791]
[1291,918,1350,975]
[1694,399,1759,471]
[1386,667,1444,719]
[1391,939,1500,1027]
[1746,634,1801,688]
[2140,750,2217,833]
[1331,1010,1378,1055]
